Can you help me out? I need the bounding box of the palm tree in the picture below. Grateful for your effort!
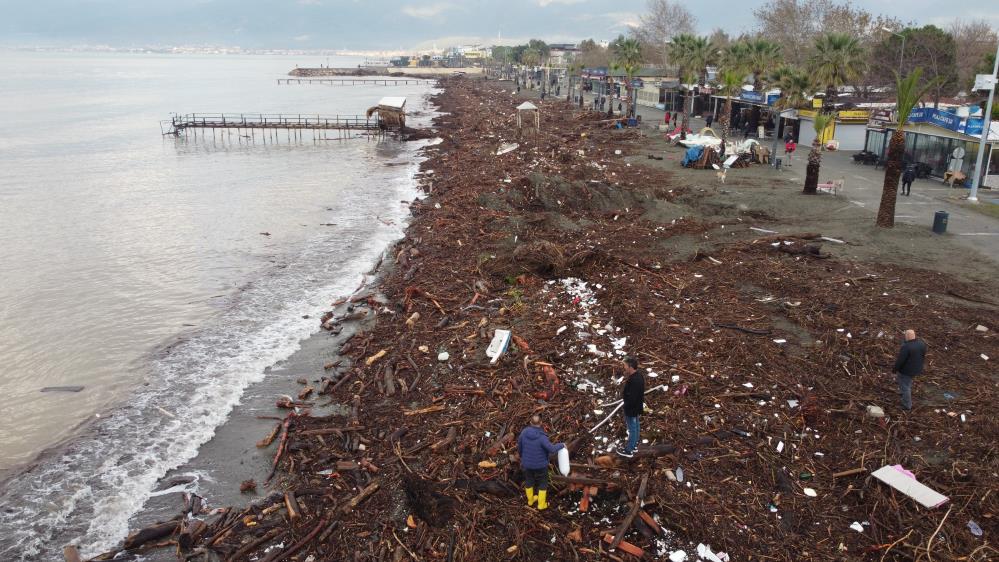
[770,65,812,148]
[611,36,644,118]
[808,33,867,113]
[716,69,744,145]
[720,41,751,76]
[876,69,934,227]
[670,34,715,132]
[744,38,781,93]
[803,113,834,194]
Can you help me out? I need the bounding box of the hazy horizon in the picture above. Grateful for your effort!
[3,0,997,51]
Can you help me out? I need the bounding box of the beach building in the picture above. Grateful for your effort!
[862,109,999,186]
[366,97,406,130]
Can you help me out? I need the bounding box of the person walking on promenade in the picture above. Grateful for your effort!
[664,112,671,127]
[517,415,565,510]
[617,357,646,458]
[706,114,713,127]
[901,165,916,196]
[784,138,797,164]
[892,329,927,411]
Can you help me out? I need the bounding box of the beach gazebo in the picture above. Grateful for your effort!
[516,101,540,135]
[366,96,407,130]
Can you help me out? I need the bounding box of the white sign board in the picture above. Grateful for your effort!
[973,74,997,91]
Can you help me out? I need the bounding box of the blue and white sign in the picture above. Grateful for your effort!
[766,93,781,106]
[908,108,961,132]
[964,118,984,136]
[740,91,764,103]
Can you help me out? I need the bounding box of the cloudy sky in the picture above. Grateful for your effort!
[2,0,996,50]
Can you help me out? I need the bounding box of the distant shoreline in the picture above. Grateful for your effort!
[289,66,484,78]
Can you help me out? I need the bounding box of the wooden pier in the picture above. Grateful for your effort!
[161,113,388,142]
[277,78,435,86]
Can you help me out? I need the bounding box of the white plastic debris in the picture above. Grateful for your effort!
[437,351,450,361]
[803,488,817,497]
[975,325,988,332]
[485,329,511,364]
[556,325,568,335]
[743,382,754,388]
[850,522,865,532]
[669,551,687,562]
[982,354,990,361]
[772,338,787,344]
[787,399,799,408]
[496,142,519,155]
[866,405,885,418]
[696,543,729,562]
[776,441,785,453]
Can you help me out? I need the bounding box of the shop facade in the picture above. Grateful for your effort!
[863,117,998,185]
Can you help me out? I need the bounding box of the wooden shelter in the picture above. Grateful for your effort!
[516,101,540,136]
[366,96,407,130]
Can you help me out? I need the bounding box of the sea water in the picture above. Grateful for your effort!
[0,51,437,559]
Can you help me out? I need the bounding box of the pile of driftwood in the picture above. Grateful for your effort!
[83,78,999,562]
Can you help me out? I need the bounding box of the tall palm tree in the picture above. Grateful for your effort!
[611,36,644,118]
[716,69,744,145]
[876,69,934,227]
[803,113,834,194]
[745,38,782,93]
[720,41,751,76]
[770,65,812,145]
[670,34,715,132]
[808,33,867,112]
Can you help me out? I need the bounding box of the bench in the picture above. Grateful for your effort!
[816,178,844,196]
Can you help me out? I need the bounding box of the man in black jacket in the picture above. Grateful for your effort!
[617,357,645,458]
[893,329,927,410]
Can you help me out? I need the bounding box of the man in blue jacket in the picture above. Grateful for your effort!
[893,329,927,410]
[517,415,565,510]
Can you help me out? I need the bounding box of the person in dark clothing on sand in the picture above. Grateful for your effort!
[517,415,565,510]
[892,329,927,410]
[617,357,646,458]
[900,165,916,196]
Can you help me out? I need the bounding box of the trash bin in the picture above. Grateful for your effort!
[774,158,782,171]
[932,211,948,234]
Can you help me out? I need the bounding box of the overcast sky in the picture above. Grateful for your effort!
[3,0,997,50]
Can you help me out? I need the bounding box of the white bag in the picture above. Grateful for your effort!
[557,447,571,476]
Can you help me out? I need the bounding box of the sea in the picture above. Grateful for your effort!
[0,51,438,559]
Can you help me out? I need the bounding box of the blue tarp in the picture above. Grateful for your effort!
[682,146,704,167]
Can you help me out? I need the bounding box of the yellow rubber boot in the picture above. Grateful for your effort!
[525,487,536,507]
[537,489,549,510]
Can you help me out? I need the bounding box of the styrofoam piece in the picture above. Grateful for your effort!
[871,465,949,508]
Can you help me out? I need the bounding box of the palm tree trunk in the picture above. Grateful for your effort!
[803,139,822,194]
[720,97,732,143]
[824,85,836,112]
[876,130,905,227]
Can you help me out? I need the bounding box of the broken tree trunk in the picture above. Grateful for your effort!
[610,473,649,549]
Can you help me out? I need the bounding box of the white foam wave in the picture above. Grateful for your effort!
[0,133,434,560]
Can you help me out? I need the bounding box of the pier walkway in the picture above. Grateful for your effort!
[161,113,386,140]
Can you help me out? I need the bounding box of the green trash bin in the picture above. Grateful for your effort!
[932,211,948,234]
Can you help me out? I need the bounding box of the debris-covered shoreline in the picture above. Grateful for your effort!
[85,77,998,562]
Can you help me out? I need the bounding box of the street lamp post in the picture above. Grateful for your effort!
[883,27,906,76]
[969,41,999,203]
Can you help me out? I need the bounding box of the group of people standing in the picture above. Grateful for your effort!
[516,331,928,511]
